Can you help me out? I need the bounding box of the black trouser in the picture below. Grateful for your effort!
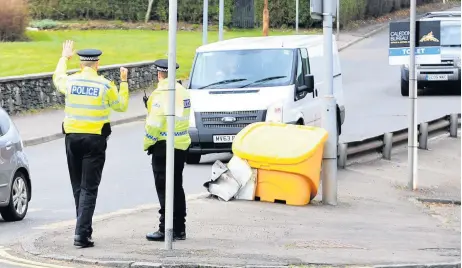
[150,141,187,233]
[65,133,107,238]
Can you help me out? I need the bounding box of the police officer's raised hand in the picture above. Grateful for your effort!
[62,40,74,60]
[120,67,128,82]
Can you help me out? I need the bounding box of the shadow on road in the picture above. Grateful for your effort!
[418,85,461,96]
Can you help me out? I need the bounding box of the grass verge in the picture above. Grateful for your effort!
[0,28,320,79]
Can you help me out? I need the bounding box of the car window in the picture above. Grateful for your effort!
[300,48,310,74]
[296,50,304,86]
[0,109,11,137]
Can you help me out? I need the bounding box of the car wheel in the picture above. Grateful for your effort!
[0,172,29,222]
[401,78,409,96]
[185,153,201,165]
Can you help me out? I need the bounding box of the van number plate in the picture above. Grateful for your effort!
[426,74,448,81]
[213,135,236,143]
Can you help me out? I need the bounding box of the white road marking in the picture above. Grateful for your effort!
[27,209,44,213]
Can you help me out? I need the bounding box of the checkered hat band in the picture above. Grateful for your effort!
[157,67,169,72]
[80,56,98,61]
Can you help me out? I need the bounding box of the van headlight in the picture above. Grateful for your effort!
[189,111,196,128]
[266,103,283,122]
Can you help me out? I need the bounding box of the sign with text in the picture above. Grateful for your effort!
[388,21,441,65]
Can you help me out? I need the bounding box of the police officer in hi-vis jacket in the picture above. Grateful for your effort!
[52,40,130,248]
[143,59,191,242]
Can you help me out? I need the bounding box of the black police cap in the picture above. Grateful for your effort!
[154,59,179,72]
[77,49,102,61]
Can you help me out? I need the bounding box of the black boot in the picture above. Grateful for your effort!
[174,231,186,240]
[74,235,94,248]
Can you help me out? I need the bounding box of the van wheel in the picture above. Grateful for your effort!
[401,78,409,96]
[186,153,201,165]
[0,172,29,222]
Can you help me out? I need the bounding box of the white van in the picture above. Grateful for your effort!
[185,35,345,164]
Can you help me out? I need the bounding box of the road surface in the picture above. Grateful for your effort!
[0,23,460,267]
[340,28,460,142]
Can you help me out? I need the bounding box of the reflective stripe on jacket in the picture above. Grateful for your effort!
[52,57,129,135]
[143,79,191,151]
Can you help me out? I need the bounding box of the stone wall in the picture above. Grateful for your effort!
[0,61,158,115]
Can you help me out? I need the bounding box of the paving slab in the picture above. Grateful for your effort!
[19,136,461,267]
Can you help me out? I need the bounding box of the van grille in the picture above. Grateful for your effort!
[420,60,454,67]
[199,110,266,129]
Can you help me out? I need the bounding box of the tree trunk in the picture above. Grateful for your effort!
[145,0,154,23]
[262,0,269,36]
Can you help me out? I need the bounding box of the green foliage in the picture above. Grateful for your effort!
[30,19,60,29]
[28,0,441,28]
[0,0,29,42]
[0,28,299,78]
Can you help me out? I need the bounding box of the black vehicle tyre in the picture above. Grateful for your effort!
[186,153,201,165]
[401,78,409,96]
[0,172,29,222]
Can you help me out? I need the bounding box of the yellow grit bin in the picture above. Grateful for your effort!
[232,122,328,205]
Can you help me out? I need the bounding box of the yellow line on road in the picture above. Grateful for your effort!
[0,249,74,268]
[0,258,52,268]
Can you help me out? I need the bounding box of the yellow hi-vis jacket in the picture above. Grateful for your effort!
[143,79,191,151]
[52,57,129,135]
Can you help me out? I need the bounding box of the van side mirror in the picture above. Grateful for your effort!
[304,74,314,92]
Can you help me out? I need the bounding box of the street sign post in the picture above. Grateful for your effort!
[296,0,299,33]
[203,0,208,45]
[218,0,224,41]
[165,0,178,249]
[388,14,441,190]
[310,0,338,206]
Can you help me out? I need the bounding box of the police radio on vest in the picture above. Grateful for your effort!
[71,85,100,97]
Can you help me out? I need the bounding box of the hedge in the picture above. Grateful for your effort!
[0,0,29,41]
[28,0,440,28]
[29,0,233,24]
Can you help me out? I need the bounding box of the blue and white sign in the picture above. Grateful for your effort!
[389,46,441,65]
[388,21,441,65]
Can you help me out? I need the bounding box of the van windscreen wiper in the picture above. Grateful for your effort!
[239,76,287,88]
[198,78,247,89]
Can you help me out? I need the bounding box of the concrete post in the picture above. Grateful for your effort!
[383,133,393,160]
[418,122,429,150]
[449,114,458,137]
[338,143,347,169]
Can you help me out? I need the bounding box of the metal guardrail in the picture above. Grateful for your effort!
[338,113,461,168]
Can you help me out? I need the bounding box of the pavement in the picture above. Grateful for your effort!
[15,135,461,267]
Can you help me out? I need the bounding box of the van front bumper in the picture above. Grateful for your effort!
[402,64,461,82]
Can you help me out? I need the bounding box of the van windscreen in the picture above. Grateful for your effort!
[190,49,295,89]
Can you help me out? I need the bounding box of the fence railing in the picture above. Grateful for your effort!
[338,113,461,168]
